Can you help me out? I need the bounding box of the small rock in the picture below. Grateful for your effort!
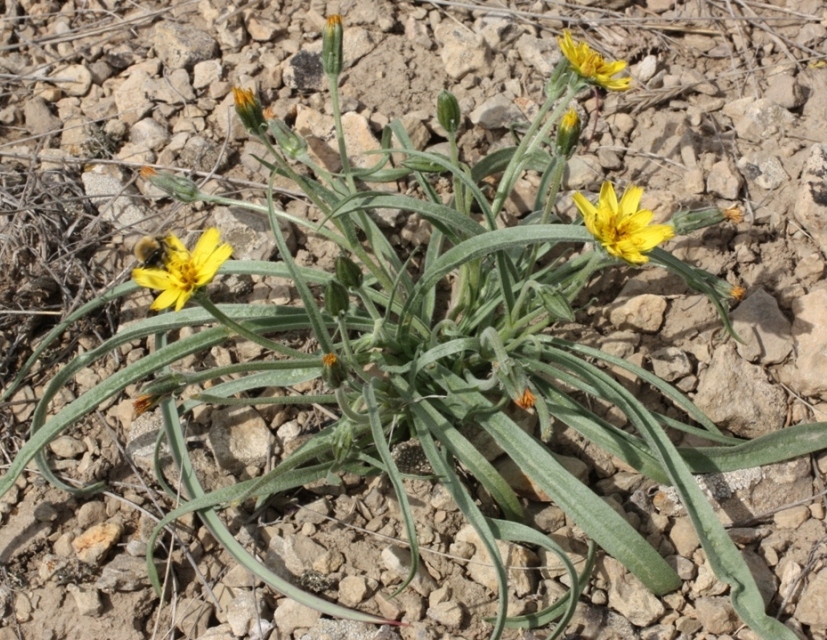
[66,584,103,617]
[797,569,827,628]
[10,385,35,423]
[515,34,561,75]
[174,598,213,636]
[77,501,107,528]
[731,288,793,364]
[608,294,668,332]
[95,554,151,592]
[765,73,805,109]
[603,556,665,626]
[695,596,738,634]
[207,406,273,472]
[774,505,810,529]
[14,592,32,623]
[284,50,324,91]
[669,516,700,558]
[736,153,789,190]
[72,521,124,564]
[82,164,149,229]
[381,546,438,597]
[273,597,321,636]
[786,288,827,397]
[436,23,490,80]
[246,15,278,41]
[650,347,692,381]
[706,158,744,199]
[732,98,796,142]
[693,343,786,438]
[221,564,261,588]
[427,601,464,627]
[55,64,92,97]
[295,497,330,525]
[33,502,58,523]
[640,624,677,640]
[794,144,827,257]
[455,525,538,596]
[112,66,154,125]
[130,118,169,151]
[562,155,602,190]
[338,575,369,607]
[227,591,271,638]
[153,22,218,70]
[38,554,70,582]
[24,97,62,135]
[469,95,526,129]
[192,60,222,90]
[49,435,87,459]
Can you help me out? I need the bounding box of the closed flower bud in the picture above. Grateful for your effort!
[335,255,363,288]
[556,108,581,158]
[323,15,344,77]
[325,279,350,316]
[536,285,575,322]
[267,118,307,159]
[232,87,266,133]
[140,167,202,203]
[670,206,740,235]
[322,352,347,389]
[437,90,461,134]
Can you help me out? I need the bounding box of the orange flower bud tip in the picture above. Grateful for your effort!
[140,166,157,178]
[322,353,338,367]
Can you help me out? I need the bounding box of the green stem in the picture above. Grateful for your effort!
[195,294,308,359]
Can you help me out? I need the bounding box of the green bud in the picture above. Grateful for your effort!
[536,285,575,322]
[325,279,350,316]
[268,118,307,159]
[670,205,744,235]
[322,352,347,389]
[139,167,202,203]
[555,108,581,158]
[335,255,363,288]
[322,15,344,77]
[437,90,461,134]
[332,419,354,463]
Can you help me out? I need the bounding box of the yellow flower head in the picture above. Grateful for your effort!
[514,388,536,410]
[730,285,746,301]
[232,86,266,132]
[132,227,232,311]
[573,182,674,265]
[558,30,631,92]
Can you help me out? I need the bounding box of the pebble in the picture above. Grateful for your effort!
[650,347,692,382]
[49,435,87,459]
[76,501,107,528]
[112,66,154,125]
[427,601,464,627]
[72,521,124,564]
[766,73,805,110]
[603,556,665,626]
[515,33,560,75]
[152,22,218,70]
[695,596,738,634]
[66,584,103,617]
[669,517,700,558]
[608,294,667,333]
[207,406,273,472]
[455,525,537,596]
[469,94,526,129]
[56,64,92,97]
[381,545,438,597]
[774,505,810,529]
[736,153,789,190]
[283,50,324,91]
[785,287,827,397]
[94,554,151,592]
[227,592,271,638]
[10,385,35,423]
[24,97,62,135]
[82,165,148,229]
[706,158,744,199]
[731,288,793,364]
[130,118,170,151]
[794,144,827,255]
[338,575,369,607]
[272,597,321,637]
[732,98,796,142]
[693,343,786,438]
[435,23,490,80]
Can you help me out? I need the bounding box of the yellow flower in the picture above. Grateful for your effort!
[232,86,266,132]
[573,182,674,265]
[132,228,232,311]
[558,30,631,92]
[514,388,536,410]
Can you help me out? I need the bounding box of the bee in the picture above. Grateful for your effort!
[133,235,171,269]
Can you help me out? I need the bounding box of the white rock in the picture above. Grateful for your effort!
[82,165,149,230]
[67,584,103,617]
[608,294,667,333]
[515,34,561,75]
[436,23,490,80]
[130,118,169,150]
[49,435,86,459]
[706,158,744,199]
[469,94,526,129]
[381,545,438,597]
[650,347,692,382]
[695,596,738,634]
[226,592,270,638]
[731,288,793,364]
[603,556,665,626]
[736,153,789,190]
[273,597,321,636]
[207,406,273,472]
[786,288,827,397]
[733,98,795,142]
[56,64,92,97]
[427,601,464,627]
[153,22,218,70]
[694,343,786,438]
[455,525,538,596]
[794,144,827,256]
[192,60,222,90]
[338,575,369,607]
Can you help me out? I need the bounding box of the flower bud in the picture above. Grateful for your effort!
[325,279,350,316]
[556,108,581,158]
[322,352,347,389]
[437,90,461,134]
[513,387,536,410]
[536,285,575,322]
[232,87,266,134]
[670,206,743,235]
[267,117,307,159]
[335,255,363,288]
[322,15,344,77]
[139,167,202,203]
